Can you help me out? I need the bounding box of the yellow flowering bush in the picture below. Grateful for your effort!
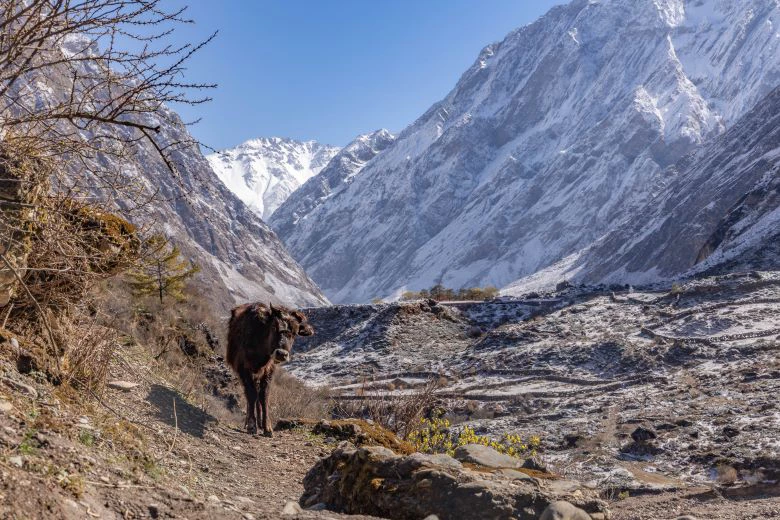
[406,414,540,458]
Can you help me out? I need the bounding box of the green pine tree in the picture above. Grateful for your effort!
[127,235,200,303]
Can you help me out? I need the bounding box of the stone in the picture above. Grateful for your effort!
[497,468,536,482]
[107,380,139,391]
[453,444,523,469]
[674,516,698,520]
[8,456,22,468]
[147,504,160,519]
[423,516,440,520]
[302,444,608,520]
[539,501,592,520]
[282,501,303,515]
[0,377,37,399]
[0,400,12,413]
[9,338,19,350]
[630,426,657,443]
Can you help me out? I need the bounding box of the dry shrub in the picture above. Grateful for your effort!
[57,313,120,392]
[333,378,440,439]
[270,368,332,421]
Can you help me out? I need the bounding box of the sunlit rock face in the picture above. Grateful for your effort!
[275,0,780,303]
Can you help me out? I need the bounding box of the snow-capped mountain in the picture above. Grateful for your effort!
[274,0,780,303]
[506,84,780,292]
[207,137,340,220]
[269,129,395,243]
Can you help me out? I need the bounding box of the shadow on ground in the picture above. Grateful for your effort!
[146,384,216,438]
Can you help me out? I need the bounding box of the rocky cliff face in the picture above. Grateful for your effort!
[269,130,395,249]
[505,84,780,292]
[10,36,328,310]
[272,0,780,303]
[207,137,339,221]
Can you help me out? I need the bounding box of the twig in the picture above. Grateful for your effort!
[1,303,13,329]
[0,252,60,372]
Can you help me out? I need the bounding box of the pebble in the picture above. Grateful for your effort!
[282,501,303,515]
[0,377,37,399]
[107,380,139,391]
[206,495,220,503]
[9,338,19,350]
[8,456,22,468]
[0,400,12,413]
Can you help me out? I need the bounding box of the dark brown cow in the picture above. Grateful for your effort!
[227,303,313,436]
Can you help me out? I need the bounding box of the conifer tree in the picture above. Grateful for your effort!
[127,235,200,303]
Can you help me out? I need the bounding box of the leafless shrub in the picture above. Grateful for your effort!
[333,378,441,439]
[0,0,213,387]
[270,368,332,422]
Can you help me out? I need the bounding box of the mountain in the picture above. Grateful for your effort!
[269,129,395,247]
[206,137,340,220]
[272,0,780,303]
[32,35,329,310]
[505,85,780,293]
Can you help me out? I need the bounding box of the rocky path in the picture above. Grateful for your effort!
[0,339,377,520]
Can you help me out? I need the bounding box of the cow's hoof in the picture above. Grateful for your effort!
[246,423,257,435]
[263,429,274,438]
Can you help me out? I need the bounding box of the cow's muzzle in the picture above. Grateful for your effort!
[273,349,290,363]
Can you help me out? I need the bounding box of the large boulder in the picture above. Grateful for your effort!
[301,445,608,520]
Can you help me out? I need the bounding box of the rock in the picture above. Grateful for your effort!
[453,444,523,469]
[539,501,592,520]
[8,455,22,468]
[147,504,160,519]
[9,337,19,350]
[0,400,12,413]
[467,325,483,338]
[722,426,740,438]
[1,377,37,399]
[423,516,440,520]
[282,501,303,515]
[497,468,535,482]
[630,426,657,442]
[674,516,698,520]
[107,380,139,391]
[302,444,608,520]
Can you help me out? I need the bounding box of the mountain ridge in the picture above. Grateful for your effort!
[272,0,780,303]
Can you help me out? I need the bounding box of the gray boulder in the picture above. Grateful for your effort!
[301,445,608,520]
[539,501,591,520]
[453,443,524,469]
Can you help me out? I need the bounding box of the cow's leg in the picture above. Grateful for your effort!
[258,373,273,437]
[239,369,258,434]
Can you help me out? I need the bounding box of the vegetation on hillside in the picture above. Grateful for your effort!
[400,284,500,302]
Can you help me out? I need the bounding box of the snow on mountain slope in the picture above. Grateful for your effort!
[275,0,780,303]
[23,36,329,310]
[543,85,780,288]
[269,130,395,242]
[207,137,339,220]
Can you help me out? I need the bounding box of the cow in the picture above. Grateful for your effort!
[226,303,314,436]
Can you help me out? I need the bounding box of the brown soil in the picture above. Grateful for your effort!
[0,339,379,519]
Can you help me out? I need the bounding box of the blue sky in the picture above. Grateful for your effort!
[172,1,562,150]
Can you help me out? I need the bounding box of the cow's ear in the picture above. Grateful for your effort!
[270,304,283,318]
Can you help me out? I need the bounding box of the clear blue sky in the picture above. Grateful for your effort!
[172,1,563,150]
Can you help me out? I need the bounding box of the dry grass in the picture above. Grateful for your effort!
[270,368,332,422]
[333,378,440,439]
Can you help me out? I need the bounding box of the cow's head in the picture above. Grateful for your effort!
[269,305,314,363]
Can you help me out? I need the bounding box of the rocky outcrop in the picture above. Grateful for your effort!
[301,444,608,520]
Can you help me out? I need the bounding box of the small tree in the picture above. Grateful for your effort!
[128,235,200,303]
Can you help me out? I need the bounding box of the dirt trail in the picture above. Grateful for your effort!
[0,341,377,520]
